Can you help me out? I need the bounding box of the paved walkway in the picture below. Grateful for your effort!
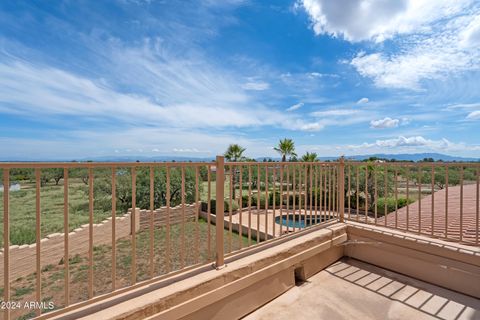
[244,259,480,320]
[378,184,479,244]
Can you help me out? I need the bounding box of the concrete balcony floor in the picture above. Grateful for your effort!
[244,258,480,320]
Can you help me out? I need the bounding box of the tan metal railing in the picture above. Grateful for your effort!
[343,161,480,246]
[0,158,339,319]
[1,158,479,319]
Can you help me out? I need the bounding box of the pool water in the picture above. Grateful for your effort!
[275,214,330,229]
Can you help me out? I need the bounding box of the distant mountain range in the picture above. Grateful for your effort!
[1,153,478,163]
[340,153,479,162]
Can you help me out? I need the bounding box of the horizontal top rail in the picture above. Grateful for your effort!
[0,160,478,169]
[343,161,480,167]
[0,162,217,169]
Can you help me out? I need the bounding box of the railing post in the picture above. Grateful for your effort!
[215,155,226,269]
[339,156,345,223]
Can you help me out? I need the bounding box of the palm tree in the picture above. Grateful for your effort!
[224,144,246,162]
[300,152,318,207]
[274,138,297,162]
[224,144,246,200]
[301,152,318,162]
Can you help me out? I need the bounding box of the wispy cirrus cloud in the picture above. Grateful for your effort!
[286,102,304,112]
[466,110,480,120]
[357,97,369,104]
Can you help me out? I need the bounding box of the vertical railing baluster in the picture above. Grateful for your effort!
[166,166,171,272]
[111,167,116,290]
[339,158,345,223]
[309,164,313,225]
[460,166,464,242]
[323,165,327,221]
[131,167,136,284]
[476,166,479,245]
[298,165,303,228]
[347,164,351,220]
[238,166,243,248]
[206,166,211,259]
[88,167,94,298]
[215,156,225,269]
[248,165,252,245]
[292,166,296,232]
[326,165,332,220]
[279,165,283,236]
[445,166,449,240]
[394,168,398,228]
[374,164,377,225]
[406,167,410,232]
[3,169,10,320]
[431,165,435,237]
[149,166,155,277]
[272,166,276,238]
[365,165,368,223]
[181,165,185,269]
[229,165,233,253]
[35,169,41,316]
[356,166,359,222]
[418,166,422,234]
[195,167,200,263]
[265,166,268,237]
[384,164,388,227]
[63,168,70,306]
[286,165,290,233]
[257,164,261,241]
[314,164,318,222]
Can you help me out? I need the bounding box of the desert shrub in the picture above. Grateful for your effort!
[376,197,414,216]
[201,199,238,213]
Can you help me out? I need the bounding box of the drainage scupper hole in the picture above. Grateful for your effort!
[294,266,307,286]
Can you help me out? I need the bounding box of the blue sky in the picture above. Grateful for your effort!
[1,0,480,160]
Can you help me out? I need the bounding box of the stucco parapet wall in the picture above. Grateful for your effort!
[345,222,480,267]
[47,222,347,320]
[345,221,480,298]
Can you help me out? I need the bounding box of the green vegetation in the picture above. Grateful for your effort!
[6,219,254,319]
[274,138,297,162]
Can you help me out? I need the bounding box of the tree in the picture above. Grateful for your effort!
[274,138,297,162]
[52,168,64,185]
[301,152,318,162]
[224,144,246,162]
[224,144,246,200]
[93,167,201,213]
[300,152,318,203]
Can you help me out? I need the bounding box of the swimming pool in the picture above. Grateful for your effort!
[275,214,330,229]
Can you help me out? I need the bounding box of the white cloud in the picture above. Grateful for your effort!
[241,81,270,91]
[357,97,369,104]
[460,14,480,46]
[346,2,480,90]
[445,103,480,110]
[311,109,357,117]
[299,0,480,90]
[173,148,200,153]
[370,117,400,129]
[0,59,287,129]
[346,135,480,153]
[298,0,471,42]
[466,110,480,120]
[286,102,304,112]
[298,122,324,132]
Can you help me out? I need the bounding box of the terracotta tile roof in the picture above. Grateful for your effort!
[377,184,479,245]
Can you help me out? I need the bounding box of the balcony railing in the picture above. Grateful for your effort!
[0,157,478,319]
